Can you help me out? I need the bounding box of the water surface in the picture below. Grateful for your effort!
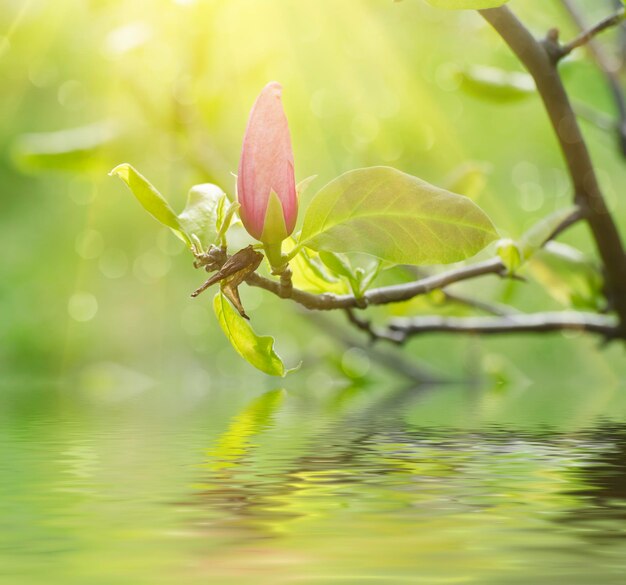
[1,381,626,584]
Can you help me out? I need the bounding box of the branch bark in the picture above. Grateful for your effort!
[559,5,625,58]
[240,206,581,311]
[560,0,626,157]
[480,5,626,333]
[244,256,507,310]
[387,312,618,341]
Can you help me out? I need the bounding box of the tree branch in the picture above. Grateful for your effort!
[387,311,618,341]
[559,6,625,58]
[480,5,626,333]
[306,311,442,383]
[344,308,405,344]
[244,256,507,310]
[560,0,626,158]
[241,205,581,312]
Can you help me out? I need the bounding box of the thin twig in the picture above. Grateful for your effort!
[573,99,615,132]
[344,309,405,344]
[305,311,441,383]
[560,0,626,157]
[559,7,625,57]
[387,312,618,341]
[480,5,626,333]
[441,291,520,317]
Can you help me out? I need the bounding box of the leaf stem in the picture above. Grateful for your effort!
[263,241,286,271]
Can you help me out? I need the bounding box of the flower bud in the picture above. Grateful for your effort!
[237,82,297,245]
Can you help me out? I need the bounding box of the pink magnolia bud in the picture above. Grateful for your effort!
[237,82,297,244]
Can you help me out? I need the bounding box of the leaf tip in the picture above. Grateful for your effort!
[108,163,130,180]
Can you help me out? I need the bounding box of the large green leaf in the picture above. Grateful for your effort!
[425,0,509,9]
[299,166,497,265]
[178,184,225,247]
[213,293,290,377]
[110,163,190,245]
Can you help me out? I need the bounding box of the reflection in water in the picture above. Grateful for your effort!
[184,388,626,584]
[1,384,626,584]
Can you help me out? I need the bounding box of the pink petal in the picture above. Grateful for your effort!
[237,82,297,240]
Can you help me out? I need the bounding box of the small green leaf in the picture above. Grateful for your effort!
[425,0,509,9]
[178,183,225,248]
[318,251,381,297]
[529,242,603,310]
[216,194,227,230]
[319,251,354,280]
[284,239,348,294]
[299,166,498,265]
[353,262,381,296]
[109,163,190,245]
[496,238,522,274]
[217,200,241,243]
[456,65,535,103]
[213,292,290,376]
[519,206,579,259]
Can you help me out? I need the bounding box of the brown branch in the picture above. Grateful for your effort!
[244,256,507,311]
[560,0,626,157]
[559,6,625,57]
[387,312,618,342]
[480,5,626,333]
[344,309,405,344]
[242,206,581,312]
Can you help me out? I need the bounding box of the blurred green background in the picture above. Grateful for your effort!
[5,2,626,584]
[1,0,626,391]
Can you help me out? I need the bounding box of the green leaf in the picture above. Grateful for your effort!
[296,175,318,197]
[444,162,489,200]
[456,65,535,103]
[13,121,118,173]
[318,251,381,297]
[518,206,579,259]
[285,239,349,295]
[299,166,498,266]
[353,262,381,296]
[528,242,603,310]
[496,238,522,274]
[109,163,190,245]
[178,183,225,248]
[293,254,349,295]
[425,0,509,9]
[213,292,290,376]
[217,200,241,243]
[319,251,354,280]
